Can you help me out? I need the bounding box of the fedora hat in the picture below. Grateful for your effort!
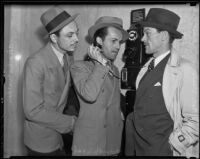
[88,16,129,42]
[138,8,183,39]
[40,6,79,34]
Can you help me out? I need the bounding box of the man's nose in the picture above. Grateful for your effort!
[74,34,79,42]
[141,35,145,42]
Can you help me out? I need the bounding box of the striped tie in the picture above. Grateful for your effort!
[139,58,155,85]
[148,58,155,72]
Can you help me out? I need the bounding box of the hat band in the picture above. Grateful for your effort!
[46,11,71,33]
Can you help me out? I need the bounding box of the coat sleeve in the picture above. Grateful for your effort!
[70,61,109,102]
[23,56,74,134]
[169,62,199,156]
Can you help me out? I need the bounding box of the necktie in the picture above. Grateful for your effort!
[63,53,68,80]
[106,61,114,76]
[148,58,155,72]
[139,58,155,85]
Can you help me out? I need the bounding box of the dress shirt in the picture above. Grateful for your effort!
[154,50,170,67]
[51,44,64,66]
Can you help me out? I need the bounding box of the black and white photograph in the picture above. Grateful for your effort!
[2,2,199,158]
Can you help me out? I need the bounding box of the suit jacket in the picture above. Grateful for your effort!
[23,42,74,153]
[70,60,124,156]
[135,49,199,157]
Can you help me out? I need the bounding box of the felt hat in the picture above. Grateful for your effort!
[88,16,129,42]
[40,6,79,34]
[138,8,183,39]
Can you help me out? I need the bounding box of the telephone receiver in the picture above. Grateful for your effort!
[93,41,102,50]
[85,42,102,61]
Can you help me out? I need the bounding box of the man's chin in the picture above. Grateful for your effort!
[109,57,116,62]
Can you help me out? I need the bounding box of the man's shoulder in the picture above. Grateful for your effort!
[171,50,196,69]
[27,43,50,60]
[177,57,198,76]
[25,44,50,69]
[179,56,195,68]
[71,60,94,69]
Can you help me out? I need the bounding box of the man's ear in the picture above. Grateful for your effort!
[161,31,169,42]
[49,34,57,43]
[96,37,103,45]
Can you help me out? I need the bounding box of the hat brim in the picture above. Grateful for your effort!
[88,23,129,43]
[138,21,183,39]
[49,13,79,34]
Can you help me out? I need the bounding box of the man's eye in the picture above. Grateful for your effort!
[67,35,72,38]
[144,31,150,36]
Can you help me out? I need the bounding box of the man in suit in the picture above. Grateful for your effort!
[70,16,129,156]
[125,8,199,157]
[23,6,79,156]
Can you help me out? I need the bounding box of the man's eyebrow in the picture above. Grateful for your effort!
[111,37,121,41]
[144,28,150,32]
[67,30,79,34]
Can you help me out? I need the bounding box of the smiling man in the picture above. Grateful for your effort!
[125,8,199,157]
[23,6,79,156]
[70,16,129,156]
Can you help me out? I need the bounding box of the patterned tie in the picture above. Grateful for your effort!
[139,58,155,86]
[106,61,114,76]
[148,58,155,72]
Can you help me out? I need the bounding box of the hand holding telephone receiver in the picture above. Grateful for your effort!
[93,41,102,50]
[88,42,120,79]
[88,42,106,65]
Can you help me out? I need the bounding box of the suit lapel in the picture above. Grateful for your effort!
[57,70,71,108]
[44,43,65,88]
[63,53,74,82]
[136,67,163,101]
[162,55,182,117]
[136,58,153,89]
[106,66,119,108]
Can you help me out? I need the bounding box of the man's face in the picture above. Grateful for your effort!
[141,27,163,56]
[101,27,123,61]
[54,21,79,53]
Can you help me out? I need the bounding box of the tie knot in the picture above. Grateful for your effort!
[63,53,67,60]
[148,58,155,71]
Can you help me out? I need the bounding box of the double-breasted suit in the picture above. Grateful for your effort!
[70,60,124,156]
[23,42,75,153]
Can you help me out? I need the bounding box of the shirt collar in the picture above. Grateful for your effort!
[154,50,170,67]
[51,44,64,66]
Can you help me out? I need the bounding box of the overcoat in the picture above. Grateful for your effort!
[126,49,199,157]
[70,60,124,156]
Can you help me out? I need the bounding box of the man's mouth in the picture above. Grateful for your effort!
[112,50,119,54]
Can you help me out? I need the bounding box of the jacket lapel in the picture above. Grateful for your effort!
[43,43,74,108]
[57,55,74,108]
[106,66,119,108]
[43,43,65,88]
[136,57,153,89]
[162,52,182,119]
[137,70,162,101]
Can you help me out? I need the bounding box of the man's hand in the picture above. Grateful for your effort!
[88,45,107,66]
[68,116,77,135]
